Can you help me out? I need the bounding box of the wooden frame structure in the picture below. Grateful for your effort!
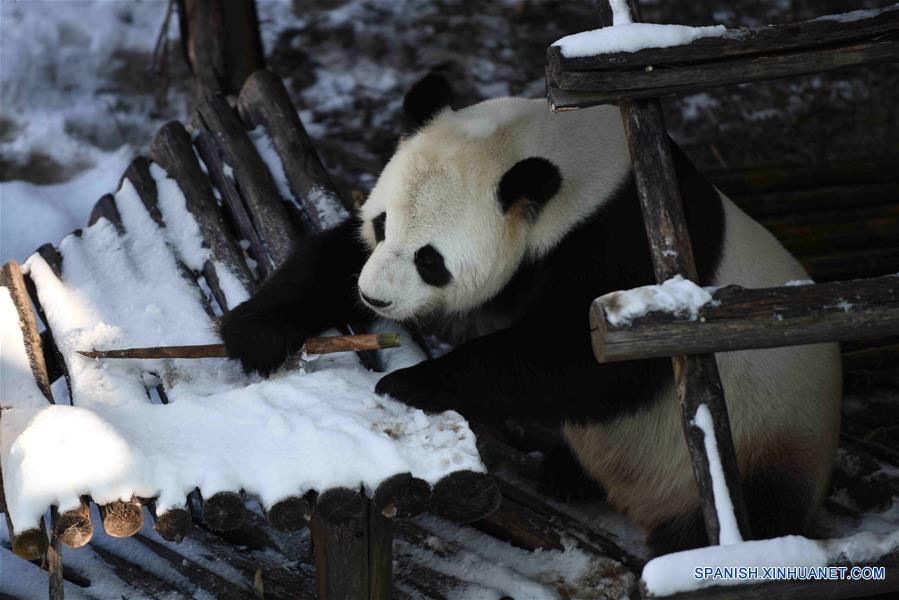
[0,70,501,600]
[548,0,899,597]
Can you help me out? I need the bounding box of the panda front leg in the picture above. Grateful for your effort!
[375,318,667,423]
[219,217,374,376]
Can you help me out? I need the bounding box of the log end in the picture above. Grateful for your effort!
[372,473,431,519]
[266,495,312,532]
[202,491,246,532]
[154,507,193,543]
[11,527,49,561]
[313,487,365,527]
[100,499,145,538]
[54,504,93,548]
[431,471,502,523]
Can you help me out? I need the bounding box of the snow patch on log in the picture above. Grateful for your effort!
[693,404,742,546]
[599,275,713,327]
[552,22,726,58]
[641,528,899,597]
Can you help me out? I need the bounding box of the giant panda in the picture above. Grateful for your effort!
[220,73,842,555]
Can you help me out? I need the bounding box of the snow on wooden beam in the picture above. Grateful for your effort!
[605,0,751,546]
[591,275,899,362]
[547,4,899,108]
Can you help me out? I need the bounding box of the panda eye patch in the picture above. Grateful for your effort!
[373,212,386,242]
[414,244,452,287]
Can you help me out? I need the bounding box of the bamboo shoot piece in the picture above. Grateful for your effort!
[78,332,401,359]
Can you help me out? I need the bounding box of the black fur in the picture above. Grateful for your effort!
[375,143,725,424]
[220,137,725,426]
[647,464,815,556]
[539,445,607,502]
[218,217,373,376]
[497,157,563,220]
[373,212,386,243]
[403,73,454,129]
[414,244,452,287]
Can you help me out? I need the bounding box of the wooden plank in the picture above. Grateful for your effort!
[591,275,899,362]
[549,5,899,75]
[548,38,899,108]
[196,93,297,268]
[1,261,53,401]
[368,504,393,600]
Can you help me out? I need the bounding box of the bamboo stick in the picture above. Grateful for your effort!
[78,332,400,360]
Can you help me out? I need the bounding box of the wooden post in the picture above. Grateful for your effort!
[310,488,391,600]
[48,508,65,600]
[597,0,752,545]
[177,0,264,96]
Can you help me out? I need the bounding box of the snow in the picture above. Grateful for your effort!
[599,275,713,326]
[2,174,483,536]
[642,528,899,597]
[785,279,815,286]
[815,4,898,23]
[248,125,349,229]
[553,22,726,58]
[692,405,742,546]
[0,0,181,265]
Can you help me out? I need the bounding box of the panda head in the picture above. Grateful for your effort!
[357,74,562,321]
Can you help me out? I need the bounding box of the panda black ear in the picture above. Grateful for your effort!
[497,157,562,220]
[403,73,454,129]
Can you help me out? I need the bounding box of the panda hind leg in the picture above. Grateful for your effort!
[647,465,815,557]
[538,444,607,502]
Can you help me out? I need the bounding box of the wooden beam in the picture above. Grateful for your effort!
[310,488,375,600]
[547,5,899,108]
[592,275,899,362]
[603,0,751,546]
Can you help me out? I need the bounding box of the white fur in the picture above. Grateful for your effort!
[361,97,841,531]
[358,98,631,320]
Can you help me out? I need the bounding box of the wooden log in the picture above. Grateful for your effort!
[48,508,64,600]
[549,37,899,108]
[731,181,899,220]
[610,0,751,546]
[556,4,899,75]
[804,247,899,283]
[547,7,899,107]
[98,497,144,538]
[311,488,370,600]
[178,0,264,96]
[372,472,431,519]
[149,121,256,298]
[194,130,272,280]
[709,158,899,196]
[78,333,401,360]
[196,93,296,268]
[264,495,312,533]
[368,503,393,600]
[472,497,564,552]
[591,276,899,362]
[53,497,93,548]
[1,261,53,401]
[88,193,125,233]
[202,491,245,532]
[430,471,501,524]
[147,500,193,543]
[237,69,354,223]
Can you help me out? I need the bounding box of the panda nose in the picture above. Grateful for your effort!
[361,293,392,308]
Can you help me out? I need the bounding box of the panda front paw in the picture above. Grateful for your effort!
[218,304,305,377]
[375,364,458,414]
